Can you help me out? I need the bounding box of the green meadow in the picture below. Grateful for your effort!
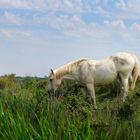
[0,74,140,140]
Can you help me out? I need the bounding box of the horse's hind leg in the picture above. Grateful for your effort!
[86,83,97,109]
[129,75,133,88]
[119,73,129,102]
[130,66,139,90]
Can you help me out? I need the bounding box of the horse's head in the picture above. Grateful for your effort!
[48,69,62,92]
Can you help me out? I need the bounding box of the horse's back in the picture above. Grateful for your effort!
[113,52,135,60]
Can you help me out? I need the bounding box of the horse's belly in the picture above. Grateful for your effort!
[94,69,117,85]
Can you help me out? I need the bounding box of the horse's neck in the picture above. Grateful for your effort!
[54,64,75,80]
[62,74,75,80]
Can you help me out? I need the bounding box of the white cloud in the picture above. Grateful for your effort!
[117,0,140,13]
[131,22,140,30]
[0,0,83,13]
[34,13,84,30]
[60,0,83,13]
[116,0,127,10]
[93,5,109,16]
[0,29,32,38]
[0,11,23,25]
[116,0,140,19]
[120,31,130,38]
[33,13,106,40]
[104,19,126,29]
[0,0,32,9]
[1,0,140,21]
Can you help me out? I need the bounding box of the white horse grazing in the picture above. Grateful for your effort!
[48,52,139,109]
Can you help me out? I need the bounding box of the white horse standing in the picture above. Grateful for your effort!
[48,52,139,109]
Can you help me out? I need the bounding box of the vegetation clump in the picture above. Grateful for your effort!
[0,74,140,139]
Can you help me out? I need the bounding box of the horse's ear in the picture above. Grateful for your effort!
[51,69,54,75]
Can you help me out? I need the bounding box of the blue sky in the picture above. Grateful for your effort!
[0,0,140,77]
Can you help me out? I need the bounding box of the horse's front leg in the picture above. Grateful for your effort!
[86,83,97,109]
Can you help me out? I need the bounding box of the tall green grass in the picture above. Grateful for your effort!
[0,75,140,139]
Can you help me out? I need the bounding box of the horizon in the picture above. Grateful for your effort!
[0,0,140,77]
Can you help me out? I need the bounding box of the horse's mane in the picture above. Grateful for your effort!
[70,58,87,67]
[54,58,87,79]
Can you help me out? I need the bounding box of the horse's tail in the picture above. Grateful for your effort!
[130,55,139,90]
